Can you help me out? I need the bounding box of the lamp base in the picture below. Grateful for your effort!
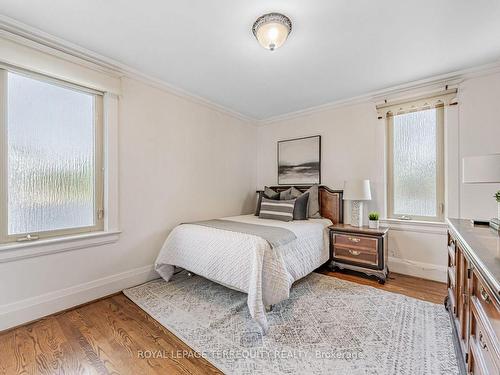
[351,201,364,227]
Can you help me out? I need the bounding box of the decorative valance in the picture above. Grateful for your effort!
[376,89,458,119]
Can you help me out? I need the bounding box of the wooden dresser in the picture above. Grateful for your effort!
[446,219,500,375]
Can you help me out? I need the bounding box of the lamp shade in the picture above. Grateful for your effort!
[343,179,372,201]
[463,154,500,183]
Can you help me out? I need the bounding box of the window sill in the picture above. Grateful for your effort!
[380,218,447,235]
[0,230,121,263]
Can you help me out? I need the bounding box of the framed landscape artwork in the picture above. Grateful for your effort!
[277,135,321,185]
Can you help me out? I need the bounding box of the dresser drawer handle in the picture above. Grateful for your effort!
[479,331,488,350]
[348,237,361,243]
[480,287,491,304]
[348,249,361,256]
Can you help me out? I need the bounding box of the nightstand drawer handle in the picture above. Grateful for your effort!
[480,287,491,304]
[348,237,361,243]
[348,249,361,256]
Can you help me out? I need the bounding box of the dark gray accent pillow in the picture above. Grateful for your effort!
[255,187,280,216]
[264,186,280,199]
[293,192,309,220]
[305,184,321,218]
[259,198,295,222]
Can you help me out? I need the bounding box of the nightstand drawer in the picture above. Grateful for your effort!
[333,234,378,252]
[333,244,379,266]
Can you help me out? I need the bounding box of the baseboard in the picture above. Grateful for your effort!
[388,256,447,283]
[0,264,158,331]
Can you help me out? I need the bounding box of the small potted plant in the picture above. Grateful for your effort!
[368,211,380,229]
[495,190,500,220]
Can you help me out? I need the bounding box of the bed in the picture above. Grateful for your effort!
[154,186,343,333]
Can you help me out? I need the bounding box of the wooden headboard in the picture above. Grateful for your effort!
[257,186,344,224]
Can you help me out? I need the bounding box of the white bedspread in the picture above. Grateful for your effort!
[154,214,332,333]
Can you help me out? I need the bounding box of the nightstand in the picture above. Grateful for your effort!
[329,224,389,284]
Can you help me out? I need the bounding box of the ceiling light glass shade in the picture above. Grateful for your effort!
[252,13,292,51]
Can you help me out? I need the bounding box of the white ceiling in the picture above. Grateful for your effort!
[1,1,500,120]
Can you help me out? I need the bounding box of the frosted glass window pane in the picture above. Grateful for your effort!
[392,109,437,217]
[7,72,95,235]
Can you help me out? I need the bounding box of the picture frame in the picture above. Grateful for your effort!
[277,135,321,185]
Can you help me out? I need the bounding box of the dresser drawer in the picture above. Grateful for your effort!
[469,337,488,375]
[472,270,500,345]
[334,234,378,252]
[333,244,379,266]
[470,300,500,375]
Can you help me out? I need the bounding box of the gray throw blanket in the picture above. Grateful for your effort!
[187,219,297,248]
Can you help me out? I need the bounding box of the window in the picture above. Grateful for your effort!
[0,69,104,244]
[387,105,444,222]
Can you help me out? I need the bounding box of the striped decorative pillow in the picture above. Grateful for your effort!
[259,198,296,222]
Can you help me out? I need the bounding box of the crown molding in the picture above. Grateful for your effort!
[0,15,255,124]
[257,59,500,126]
[256,94,376,126]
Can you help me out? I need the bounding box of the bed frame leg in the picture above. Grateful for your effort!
[265,305,274,312]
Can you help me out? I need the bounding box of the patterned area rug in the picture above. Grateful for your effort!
[124,272,458,375]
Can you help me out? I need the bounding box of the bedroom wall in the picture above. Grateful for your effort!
[256,69,500,282]
[458,72,500,219]
[256,102,385,217]
[0,76,258,330]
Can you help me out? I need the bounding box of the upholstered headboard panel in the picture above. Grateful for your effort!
[257,186,344,224]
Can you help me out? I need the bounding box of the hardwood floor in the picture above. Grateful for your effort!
[317,267,448,304]
[0,270,447,375]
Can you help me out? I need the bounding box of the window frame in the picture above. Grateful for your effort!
[0,67,104,244]
[386,105,445,222]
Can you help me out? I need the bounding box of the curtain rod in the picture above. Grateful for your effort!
[375,88,457,110]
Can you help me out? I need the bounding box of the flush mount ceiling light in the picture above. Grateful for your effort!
[252,13,292,51]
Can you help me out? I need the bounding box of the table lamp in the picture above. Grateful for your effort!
[343,179,372,227]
